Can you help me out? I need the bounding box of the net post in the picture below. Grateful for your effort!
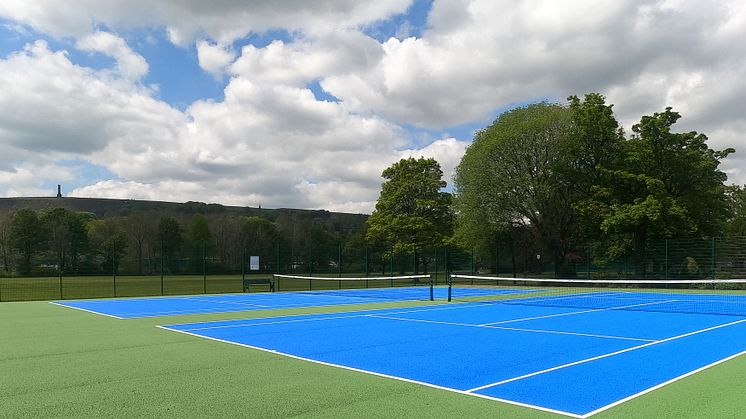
[434,247,439,286]
[447,272,452,302]
[429,275,434,301]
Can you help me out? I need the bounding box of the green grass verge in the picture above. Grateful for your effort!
[2,297,746,418]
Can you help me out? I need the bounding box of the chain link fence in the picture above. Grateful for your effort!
[3,237,746,302]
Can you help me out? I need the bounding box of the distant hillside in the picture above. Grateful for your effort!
[0,197,368,236]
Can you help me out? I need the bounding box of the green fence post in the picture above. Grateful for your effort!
[112,246,117,298]
[471,247,475,274]
[390,248,394,277]
[434,247,438,285]
[495,244,499,276]
[160,241,164,296]
[338,243,342,278]
[275,242,280,274]
[711,237,716,279]
[59,263,63,300]
[665,239,668,280]
[242,247,246,281]
[202,242,207,294]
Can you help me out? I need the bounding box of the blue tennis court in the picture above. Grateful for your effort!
[51,286,527,319]
[161,300,746,417]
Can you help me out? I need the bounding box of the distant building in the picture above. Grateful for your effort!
[56,185,62,198]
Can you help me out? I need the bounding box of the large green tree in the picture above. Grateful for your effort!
[158,216,183,272]
[88,218,128,272]
[9,209,48,275]
[726,185,746,236]
[454,103,576,276]
[187,214,211,272]
[580,107,733,274]
[124,212,157,275]
[0,214,11,273]
[40,208,90,274]
[366,157,453,271]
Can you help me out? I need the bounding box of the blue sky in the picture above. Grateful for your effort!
[0,1,743,212]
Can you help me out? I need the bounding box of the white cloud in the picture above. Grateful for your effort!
[0,0,412,45]
[2,0,746,213]
[399,138,470,187]
[196,41,235,78]
[76,31,148,80]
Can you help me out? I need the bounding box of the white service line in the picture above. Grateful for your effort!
[49,301,125,319]
[182,296,271,308]
[173,303,474,331]
[479,299,679,326]
[465,316,746,393]
[368,315,654,342]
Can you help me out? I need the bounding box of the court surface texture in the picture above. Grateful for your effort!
[51,286,522,318]
[160,300,746,417]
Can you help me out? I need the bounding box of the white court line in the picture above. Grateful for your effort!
[368,315,653,342]
[580,348,746,418]
[181,296,271,308]
[465,317,746,393]
[156,325,584,419]
[171,303,480,331]
[171,300,568,332]
[479,300,679,326]
[49,301,125,319]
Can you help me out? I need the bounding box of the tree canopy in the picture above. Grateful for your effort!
[366,157,454,257]
[454,102,577,275]
[454,95,735,277]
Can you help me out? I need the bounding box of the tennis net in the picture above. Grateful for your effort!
[448,274,746,316]
[273,274,434,301]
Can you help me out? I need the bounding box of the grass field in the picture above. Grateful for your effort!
[3,296,746,418]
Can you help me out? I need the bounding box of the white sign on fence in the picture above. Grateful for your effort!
[249,256,260,271]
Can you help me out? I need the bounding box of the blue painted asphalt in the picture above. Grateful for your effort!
[163,302,746,417]
[53,286,530,318]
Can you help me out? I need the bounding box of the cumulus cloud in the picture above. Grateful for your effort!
[0,0,412,45]
[2,0,746,213]
[76,31,148,80]
[196,41,235,78]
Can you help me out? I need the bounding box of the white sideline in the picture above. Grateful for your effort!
[465,317,746,393]
[157,324,585,419]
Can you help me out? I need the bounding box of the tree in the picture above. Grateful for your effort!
[0,214,11,273]
[582,107,733,274]
[238,216,279,271]
[726,185,746,236]
[88,218,128,272]
[366,157,454,272]
[125,212,157,275]
[9,209,48,275]
[565,94,626,260]
[454,103,576,276]
[187,214,211,272]
[40,208,90,275]
[158,217,183,273]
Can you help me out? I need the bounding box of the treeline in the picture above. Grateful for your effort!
[455,94,741,277]
[0,207,362,277]
[367,93,745,278]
